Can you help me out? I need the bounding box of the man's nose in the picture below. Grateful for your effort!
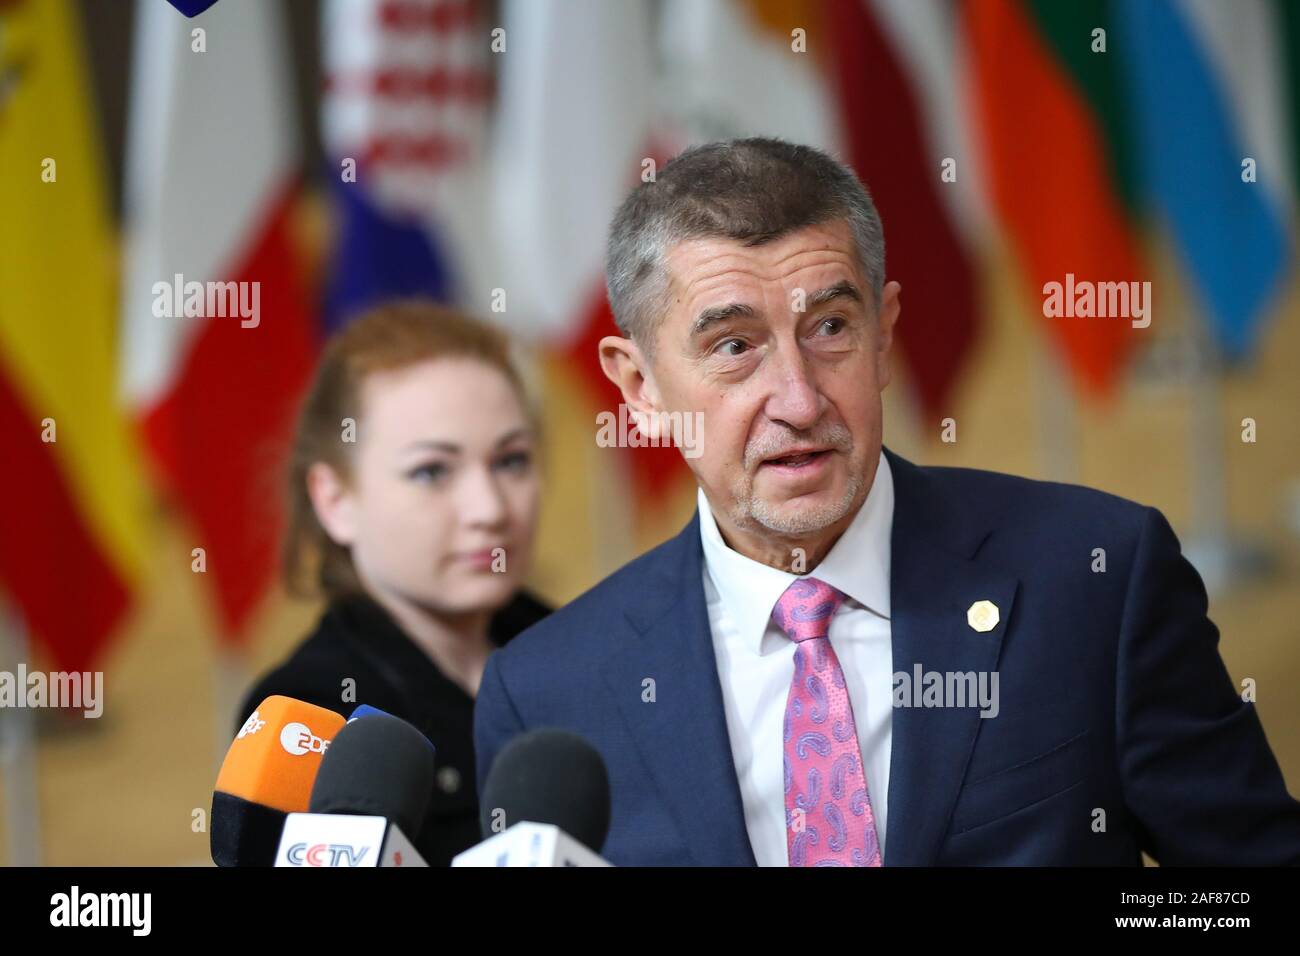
[762,341,821,431]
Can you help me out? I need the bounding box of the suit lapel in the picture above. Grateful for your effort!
[598,514,758,866]
[881,447,1020,865]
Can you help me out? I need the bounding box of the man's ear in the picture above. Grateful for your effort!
[598,334,667,440]
[306,461,357,547]
[875,280,902,391]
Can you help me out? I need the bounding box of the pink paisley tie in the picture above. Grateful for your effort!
[773,576,882,867]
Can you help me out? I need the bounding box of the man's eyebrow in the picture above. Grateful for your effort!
[686,306,759,340]
[688,281,863,337]
[806,280,864,309]
[691,302,756,337]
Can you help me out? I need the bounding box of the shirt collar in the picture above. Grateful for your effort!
[698,449,894,654]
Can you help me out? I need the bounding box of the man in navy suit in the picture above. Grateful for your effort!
[474,137,1300,865]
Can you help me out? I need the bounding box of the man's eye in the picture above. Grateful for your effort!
[715,338,750,357]
[817,316,846,336]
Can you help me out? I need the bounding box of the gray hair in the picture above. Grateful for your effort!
[604,137,885,353]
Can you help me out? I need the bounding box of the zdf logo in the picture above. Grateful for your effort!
[237,710,266,739]
[280,722,331,756]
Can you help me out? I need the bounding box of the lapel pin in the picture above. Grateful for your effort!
[967,600,999,633]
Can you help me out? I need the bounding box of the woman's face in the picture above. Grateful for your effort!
[312,357,540,620]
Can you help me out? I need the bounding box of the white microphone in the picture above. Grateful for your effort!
[459,729,613,866]
[452,821,609,867]
[275,812,427,867]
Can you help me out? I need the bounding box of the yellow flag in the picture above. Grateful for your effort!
[0,0,148,668]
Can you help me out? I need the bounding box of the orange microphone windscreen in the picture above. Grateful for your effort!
[215,696,347,814]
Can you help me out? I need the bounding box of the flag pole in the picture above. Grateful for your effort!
[0,601,42,866]
[1185,313,1230,592]
[212,641,248,771]
[1182,310,1274,595]
[1035,337,1078,484]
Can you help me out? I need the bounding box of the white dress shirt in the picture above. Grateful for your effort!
[698,449,895,866]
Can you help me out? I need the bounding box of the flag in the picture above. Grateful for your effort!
[1116,0,1293,359]
[966,0,1145,396]
[825,0,983,423]
[0,0,149,671]
[1281,0,1300,202]
[490,0,688,506]
[320,0,495,328]
[121,0,316,643]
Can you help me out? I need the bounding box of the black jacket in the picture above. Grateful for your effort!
[236,590,550,866]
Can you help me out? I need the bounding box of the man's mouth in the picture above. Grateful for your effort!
[760,448,832,469]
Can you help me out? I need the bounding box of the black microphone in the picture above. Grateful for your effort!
[477,728,611,854]
[272,712,437,866]
[308,712,436,837]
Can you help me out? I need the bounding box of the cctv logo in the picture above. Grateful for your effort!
[286,843,370,867]
[237,710,266,739]
[280,721,331,756]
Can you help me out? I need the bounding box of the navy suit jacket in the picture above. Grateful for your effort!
[474,447,1300,865]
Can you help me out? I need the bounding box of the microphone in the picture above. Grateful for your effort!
[211,696,345,867]
[274,712,436,867]
[347,703,391,721]
[164,0,221,16]
[453,728,612,866]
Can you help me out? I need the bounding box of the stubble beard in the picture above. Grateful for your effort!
[728,422,866,536]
